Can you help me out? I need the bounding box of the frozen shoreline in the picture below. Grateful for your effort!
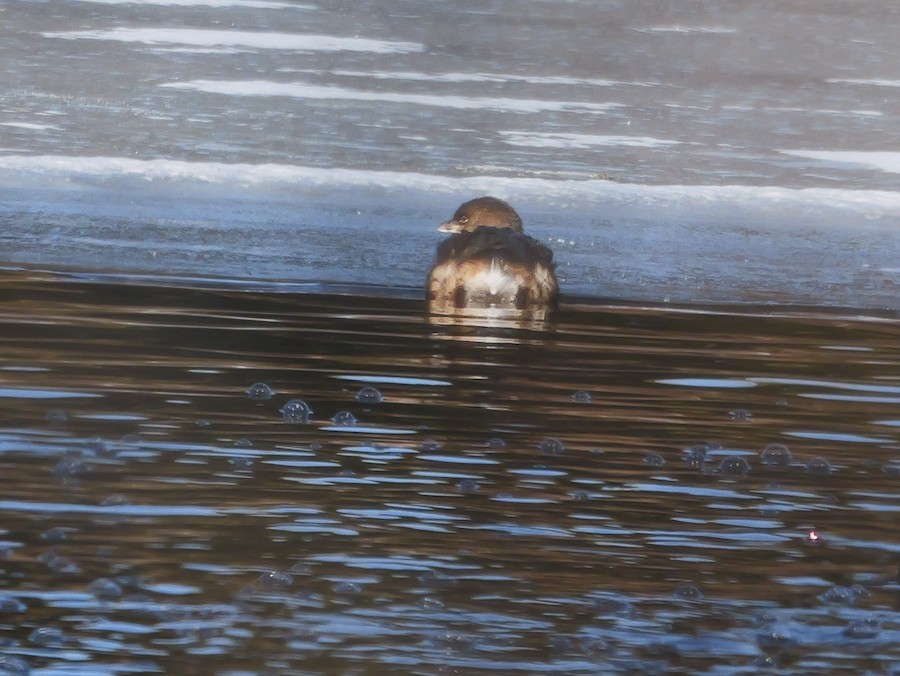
[2,156,897,310]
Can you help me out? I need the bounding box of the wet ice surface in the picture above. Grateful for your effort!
[2,0,900,307]
[0,270,898,674]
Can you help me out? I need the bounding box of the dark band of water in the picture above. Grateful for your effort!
[0,269,898,673]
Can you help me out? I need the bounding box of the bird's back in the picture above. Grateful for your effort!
[428,226,558,311]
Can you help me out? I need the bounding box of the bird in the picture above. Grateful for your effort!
[426,196,559,314]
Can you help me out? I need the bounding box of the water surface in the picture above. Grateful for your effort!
[0,269,898,674]
[2,5,900,670]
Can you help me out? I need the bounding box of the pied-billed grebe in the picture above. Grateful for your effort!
[427,196,559,312]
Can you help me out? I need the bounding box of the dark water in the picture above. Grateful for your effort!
[0,269,898,674]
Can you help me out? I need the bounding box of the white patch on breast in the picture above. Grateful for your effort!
[484,258,506,295]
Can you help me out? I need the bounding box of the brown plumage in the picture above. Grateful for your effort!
[427,197,559,313]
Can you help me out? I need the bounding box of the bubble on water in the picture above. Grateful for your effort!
[485,437,506,448]
[40,527,75,543]
[114,574,140,590]
[548,635,574,652]
[761,443,793,466]
[355,386,383,404]
[45,408,68,425]
[431,631,475,651]
[0,593,27,614]
[843,618,880,639]
[37,549,81,575]
[673,583,703,601]
[457,478,479,494]
[52,452,89,478]
[257,570,294,591]
[100,442,124,458]
[820,584,868,606]
[332,580,362,595]
[100,494,130,507]
[572,390,593,403]
[421,596,445,611]
[289,562,313,576]
[820,586,851,605]
[280,399,313,424]
[331,410,358,426]
[85,437,111,456]
[570,489,591,501]
[538,437,565,455]
[233,438,253,448]
[419,570,455,588]
[578,635,609,656]
[89,577,123,601]
[0,655,30,675]
[756,629,797,653]
[729,408,752,421]
[150,603,187,622]
[683,445,711,468]
[197,606,231,621]
[849,584,870,601]
[38,551,81,575]
[246,382,274,401]
[806,457,833,475]
[592,595,633,617]
[883,462,900,476]
[717,455,750,477]
[420,438,442,451]
[228,456,253,470]
[753,611,777,627]
[643,453,666,468]
[29,626,65,647]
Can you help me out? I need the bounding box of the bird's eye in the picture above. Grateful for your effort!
[457,216,468,223]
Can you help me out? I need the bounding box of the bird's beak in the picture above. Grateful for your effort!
[438,220,462,233]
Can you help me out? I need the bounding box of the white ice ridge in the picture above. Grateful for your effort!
[780,150,900,175]
[41,28,423,54]
[0,155,898,217]
[68,0,305,7]
[161,80,623,114]
[322,70,631,88]
[500,132,684,149]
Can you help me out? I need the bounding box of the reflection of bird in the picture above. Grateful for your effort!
[426,197,559,313]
